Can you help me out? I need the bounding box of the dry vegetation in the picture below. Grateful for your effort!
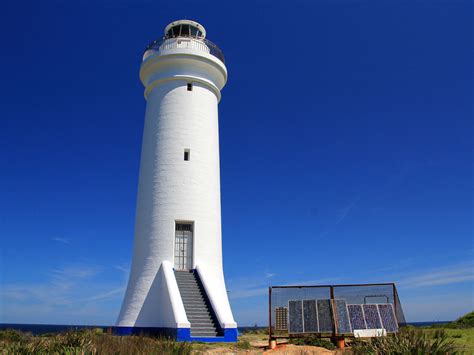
[1,312,473,354]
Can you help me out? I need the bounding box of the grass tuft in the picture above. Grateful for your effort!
[289,335,336,350]
[350,327,459,354]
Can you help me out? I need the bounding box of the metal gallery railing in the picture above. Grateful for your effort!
[144,37,225,63]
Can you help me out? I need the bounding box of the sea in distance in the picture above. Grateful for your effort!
[0,322,450,335]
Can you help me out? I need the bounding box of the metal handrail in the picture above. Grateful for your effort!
[145,36,225,63]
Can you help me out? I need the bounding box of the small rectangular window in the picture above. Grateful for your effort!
[184,149,190,161]
[187,83,193,91]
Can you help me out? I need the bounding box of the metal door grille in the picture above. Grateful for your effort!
[174,222,193,270]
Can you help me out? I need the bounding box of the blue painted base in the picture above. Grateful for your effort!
[179,327,238,342]
[114,326,178,337]
[113,327,238,343]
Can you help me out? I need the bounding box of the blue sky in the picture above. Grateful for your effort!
[0,0,472,326]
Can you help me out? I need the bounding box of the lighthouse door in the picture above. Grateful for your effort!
[174,222,193,271]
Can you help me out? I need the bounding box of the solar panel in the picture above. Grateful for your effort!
[348,304,366,330]
[288,300,303,333]
[303,300,318,333]
[378,304,398,332]
[363,304,382,329]
[317,299,333,333]
[334,299,352,334]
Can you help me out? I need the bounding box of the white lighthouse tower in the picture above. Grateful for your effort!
[116,20,237,342]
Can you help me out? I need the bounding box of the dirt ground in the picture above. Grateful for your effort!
[192,333,349,354]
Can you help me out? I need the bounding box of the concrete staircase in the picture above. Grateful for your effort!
[174,270,222,338]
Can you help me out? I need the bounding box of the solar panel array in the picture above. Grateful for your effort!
[287,299,353,334]
[287,300,398,335]
[347,303,398,333]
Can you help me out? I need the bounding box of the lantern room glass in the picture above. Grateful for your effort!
[166,24,203,39]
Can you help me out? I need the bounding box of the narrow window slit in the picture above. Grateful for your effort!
[187,83,193,91]
[184,149,190,161]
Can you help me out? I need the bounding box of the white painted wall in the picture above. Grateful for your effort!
[117,40,236,330]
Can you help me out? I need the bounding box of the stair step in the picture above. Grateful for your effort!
[191,324,216,328]
[183,301,206,306]
[178,286,199,289]
[191,331,220,336]
[181,294,205,299]
[180,290,202,293]
[185,308,210,312]
[183,301,208,306]
[182,299,206,303]
[182,300,207,305]
[184,307,209,312]
[191,328,219,332]
[181,296,204,301]
[186,311,211,316]
[190,319,215,324]
[184,308,209,313]
[176,282,198,284]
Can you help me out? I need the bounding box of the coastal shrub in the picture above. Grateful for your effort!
[235,339,252,350]
[289,335,336,350]
[429,311,474,330]
[0,337,49,354]
[0,331,192,355]
[454,311,474,329]
[91,334,192,355]
[46,331,94,353]
[0,329,25,342]
[350,328,458,354]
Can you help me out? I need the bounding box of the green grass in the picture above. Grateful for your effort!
[420,311,474,353]
[433,328,474,353]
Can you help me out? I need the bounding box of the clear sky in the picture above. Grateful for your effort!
[1,0,472,326]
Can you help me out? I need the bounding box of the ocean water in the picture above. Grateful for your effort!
[0,322,450,335]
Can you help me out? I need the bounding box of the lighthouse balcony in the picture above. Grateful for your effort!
[143,37,225,64]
